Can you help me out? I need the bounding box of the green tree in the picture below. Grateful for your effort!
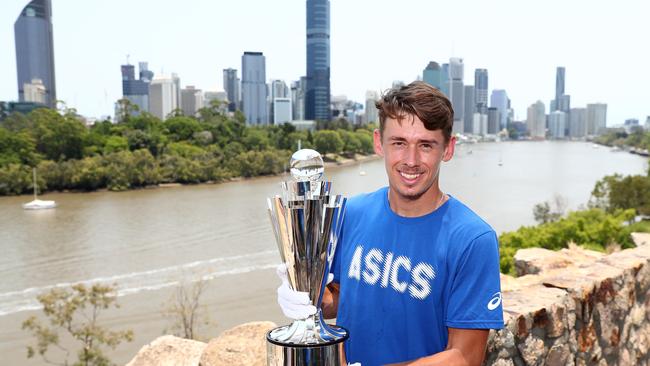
[22,284,133,366]
[103,136,128,155]
[313,130,344,155]
[0,127,40,166]
[31,108,87,161]
[590,174,650,216]
[164,116,202,142]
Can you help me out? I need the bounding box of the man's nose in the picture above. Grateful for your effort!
[404,144,419,166]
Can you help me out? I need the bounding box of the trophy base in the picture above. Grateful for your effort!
[266,324,348,366]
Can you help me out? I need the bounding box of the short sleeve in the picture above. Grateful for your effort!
[330,222,344,283]
[445,231,504,329]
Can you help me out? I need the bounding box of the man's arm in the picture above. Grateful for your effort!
[321,282,340,319]
[386,328,489,366]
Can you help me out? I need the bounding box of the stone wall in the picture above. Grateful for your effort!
[126,234,650,366]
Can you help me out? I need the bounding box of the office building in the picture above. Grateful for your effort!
[149,76,178,120]
[448,58,464,134]
[121,63,152,113]
[172,73,181,111]
[555,67,565,107]
[203,91,227,110]
[181,86,203,117]
[463,85,475,133]
[441,63,449,96]
[569,108,587,138]
[273,98,292,124]
[242,51,268,125]
[365,90,379,124]
[223,68,240,112]
[487,107,500,134]
[548,111,567,139]
[291,77,307,121]
[586,103,607,135]
[527,101,546,139]
[14,0,56,108]
[472,112,487,136]
[423,61,443,90]
[490,89,509,130]
[474,69,488,114]
[645,116,650,131]
[268,79,289,124]
[306,0,331,121]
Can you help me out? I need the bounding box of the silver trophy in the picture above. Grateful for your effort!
[266,149,349,366]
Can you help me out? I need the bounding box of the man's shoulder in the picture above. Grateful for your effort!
[445,196,495,240]
[346,187,386,213]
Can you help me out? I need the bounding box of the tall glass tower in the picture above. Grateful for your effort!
[306,0,331,121]
[14,0,56,108]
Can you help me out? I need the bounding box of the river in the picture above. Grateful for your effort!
[0,141,647,364]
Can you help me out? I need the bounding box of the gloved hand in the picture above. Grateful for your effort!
[276,263,317,320]
[348,363,361,366]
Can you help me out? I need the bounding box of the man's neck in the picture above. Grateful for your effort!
[387,187,446,218]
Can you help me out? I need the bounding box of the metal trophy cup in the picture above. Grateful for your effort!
[266,149,349,366]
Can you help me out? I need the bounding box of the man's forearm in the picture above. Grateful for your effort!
[321,283,339,319]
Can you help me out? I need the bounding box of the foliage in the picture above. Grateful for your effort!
[22,284,133,366]
[532,195,567,224]
[595,129,650,150]
[499,208,636,276]
[0,107,376,195]
[590,174,650,216]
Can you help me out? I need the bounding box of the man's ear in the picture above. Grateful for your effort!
[442,135,456,162]
[373,129,384,156]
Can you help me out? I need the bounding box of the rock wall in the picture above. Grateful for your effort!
[487,240,650,366]
[125,235,650,366]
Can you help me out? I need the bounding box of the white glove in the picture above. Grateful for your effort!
[348,363,361,366]
[276,263,317,320]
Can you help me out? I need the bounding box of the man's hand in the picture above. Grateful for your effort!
[276,263,316,319]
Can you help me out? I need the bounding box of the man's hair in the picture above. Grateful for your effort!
[375,81,454,142]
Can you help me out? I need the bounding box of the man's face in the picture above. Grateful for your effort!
[374,115,455,203]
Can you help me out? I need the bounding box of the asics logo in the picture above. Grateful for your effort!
[487,292,501,310]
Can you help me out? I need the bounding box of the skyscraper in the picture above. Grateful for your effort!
[527,101,546,139]
[365,90,379,124]
[223,68,240,112]
[474,69,488,114]
[241,51,268,125]
[569,108,587,138]
[269,79,289,124]
[548,111,567,139]
[448,58,464,134]
[121,63,152,114]
[14,0,56,108]
[149,76,178,120]
[306,0,331,121]
[291,77,307,121]
[423,61,443,90]
[555,67,565,107]
[586,103,607,135]
[23,79,47,104]
[463,85,475,133]
[490,89,509,130]
[441,63,450,96]
[180,86,203,117]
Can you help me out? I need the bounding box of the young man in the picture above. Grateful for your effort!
[278,81,503,366]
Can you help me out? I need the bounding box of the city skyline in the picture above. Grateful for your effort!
[0,0,648,125]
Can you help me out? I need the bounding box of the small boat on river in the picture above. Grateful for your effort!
[23,168,56,210]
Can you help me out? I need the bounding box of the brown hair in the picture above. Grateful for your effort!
[375,81,454,142]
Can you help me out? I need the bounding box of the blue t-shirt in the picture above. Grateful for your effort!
[331,187,504,366]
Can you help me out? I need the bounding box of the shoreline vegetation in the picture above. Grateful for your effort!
[0,101,378,197]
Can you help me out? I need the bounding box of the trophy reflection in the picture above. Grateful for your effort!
[266,149,348,366]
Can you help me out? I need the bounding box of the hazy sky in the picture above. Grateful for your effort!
[1,0,648,125]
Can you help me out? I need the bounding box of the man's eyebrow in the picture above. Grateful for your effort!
[387,136,440,145]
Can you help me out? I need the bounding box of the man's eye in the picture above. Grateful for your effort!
[420,144,433,150]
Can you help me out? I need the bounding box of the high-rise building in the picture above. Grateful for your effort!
[423,61,443,90]
[181,86,203,117]
[490,89,509,130]
[306,0,331,121]
[441,63,450,96]
[448,58,464,134]
[149,76,178,120]
[555,67,565,105]
[645,116,650,131]
[548,111,567,139]
[569,108,587,138]
[223,68,240,112]
[586,103,607,135]
[23,78,47,104]
[291,77,307,121]
[241,51,268,125]
[14,0,56,108]
[474,69,488,114]
[172,73,181,112]
[463,85,475,133]
[121,63,152,113]
[472,112,488,136]
[273,98,292,124]
[527,101,546,139]
[203,91,227,111]
[487,108,500,134]
[365,90,379,124]
[269,80,290,124]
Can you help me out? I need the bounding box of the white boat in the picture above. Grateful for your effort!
[23,168,56,210]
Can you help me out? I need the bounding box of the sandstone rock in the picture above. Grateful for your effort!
[545,342,570,366]
[631,232,650,247]
[125,335,207,366]
[517,336,546,366]
[199,321,277,366]
[514,246,604,277]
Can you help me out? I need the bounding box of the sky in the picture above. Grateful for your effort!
[0,0,649,125]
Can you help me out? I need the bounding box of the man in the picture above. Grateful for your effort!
[278,81,503,365]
